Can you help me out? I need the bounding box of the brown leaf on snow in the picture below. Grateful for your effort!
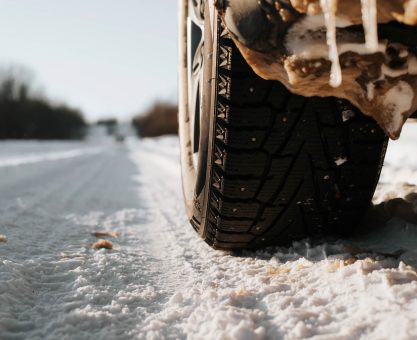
[92,239,113,250]
[92,231,119,238]
[0,234,7,243]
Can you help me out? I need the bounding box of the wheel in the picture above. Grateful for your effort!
[178,0,388,250]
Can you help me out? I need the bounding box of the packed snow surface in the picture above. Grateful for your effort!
[1,128,417,339]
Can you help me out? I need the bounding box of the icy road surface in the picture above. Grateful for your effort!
[1,126,417,340]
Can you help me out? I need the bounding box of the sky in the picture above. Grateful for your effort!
[0,0,178,122]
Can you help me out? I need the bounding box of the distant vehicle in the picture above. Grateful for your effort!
[178,0,417,249]
[115,135,125,143]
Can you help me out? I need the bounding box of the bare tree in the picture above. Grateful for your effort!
[132,101,178,138]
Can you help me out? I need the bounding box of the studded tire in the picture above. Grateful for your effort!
[179,2,388,250]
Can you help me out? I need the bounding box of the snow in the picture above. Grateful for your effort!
[334,157,347,166]
[378,122,417,188]
[1,127,417,339]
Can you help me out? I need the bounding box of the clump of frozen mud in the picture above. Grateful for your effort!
[92,239,113,250]
[221,0,417,139]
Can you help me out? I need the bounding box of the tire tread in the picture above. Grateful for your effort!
[193,20,388,249]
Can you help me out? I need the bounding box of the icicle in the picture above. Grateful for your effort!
[361,0,379,52]
[320,0,342,88]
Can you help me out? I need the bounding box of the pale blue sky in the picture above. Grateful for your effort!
[0,0,178,121]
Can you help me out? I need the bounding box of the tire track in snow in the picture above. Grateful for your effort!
[129,141,287,338]
[128,140,198,295]
[0,147,104,168]
[0,147,126,338]
[0,142,178,339]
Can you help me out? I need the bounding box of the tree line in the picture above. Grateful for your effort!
[131,101,178,138]
[0,66,87,140]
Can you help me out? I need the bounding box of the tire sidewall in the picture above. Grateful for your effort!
[179,0,218,240]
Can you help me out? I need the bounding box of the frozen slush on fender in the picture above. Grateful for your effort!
[217,0,417,139]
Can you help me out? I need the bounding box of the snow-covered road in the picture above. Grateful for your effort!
[1,126,417,340]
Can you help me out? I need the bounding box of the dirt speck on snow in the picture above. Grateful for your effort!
[92,231,119,238]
